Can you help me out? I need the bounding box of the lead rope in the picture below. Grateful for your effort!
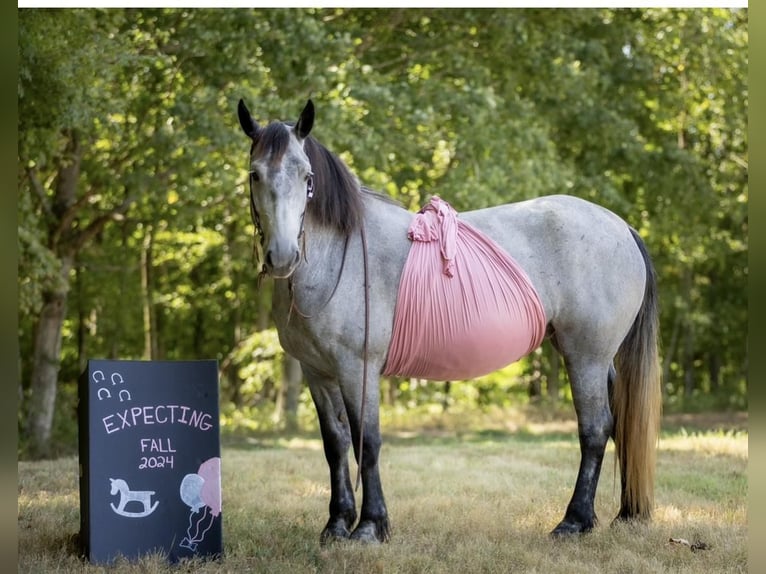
[355,221,370,492]
[287,233,351,322]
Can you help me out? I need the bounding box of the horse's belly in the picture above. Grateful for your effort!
[382,197,547,381]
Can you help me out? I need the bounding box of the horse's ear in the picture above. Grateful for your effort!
[238,98,259,140]
[295,99,314,140]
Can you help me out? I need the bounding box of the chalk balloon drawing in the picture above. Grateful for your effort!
[178,457,221,551]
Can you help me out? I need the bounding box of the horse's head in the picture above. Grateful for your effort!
[238,98,315,279]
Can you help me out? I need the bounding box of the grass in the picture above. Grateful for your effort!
[18,410,747,573]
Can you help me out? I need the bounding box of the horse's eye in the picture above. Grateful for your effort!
[249,170,260,182]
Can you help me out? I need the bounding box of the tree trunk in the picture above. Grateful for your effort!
[28,256,73,457]
[441,380,451,412]
[708,353,721,394]
[683,320,696,398]
[75,261,87,373]
[141,224,158,360]
[26,130,81,458]
[386,378,397,406]
[546,344,560,402]
[662,312,681,398]
[23,128,135,457]
[527,348,543,401]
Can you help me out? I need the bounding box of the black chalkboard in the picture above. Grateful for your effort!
[78,359,222,564]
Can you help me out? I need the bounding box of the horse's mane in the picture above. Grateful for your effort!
[254,121,394,236]
[303,135,364,235]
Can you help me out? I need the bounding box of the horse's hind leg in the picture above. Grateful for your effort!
[551,356,614,536]
[304,366,357,544]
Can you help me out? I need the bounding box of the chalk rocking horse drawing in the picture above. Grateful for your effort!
[109,478,159,518]
[237,98,661,543]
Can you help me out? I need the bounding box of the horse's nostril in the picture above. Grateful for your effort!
[265,251,274,269]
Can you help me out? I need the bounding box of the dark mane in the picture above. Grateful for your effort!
[303,135,364,235]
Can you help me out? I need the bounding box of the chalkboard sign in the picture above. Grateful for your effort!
[78,359,222,564]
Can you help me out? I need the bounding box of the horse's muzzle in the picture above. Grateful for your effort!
[264,242,301,279]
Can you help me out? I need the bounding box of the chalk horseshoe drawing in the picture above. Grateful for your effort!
[109,478,159,518]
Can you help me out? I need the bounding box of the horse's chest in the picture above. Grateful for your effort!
[271,286,331,366]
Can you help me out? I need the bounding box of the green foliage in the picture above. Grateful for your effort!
[17,8,748,454]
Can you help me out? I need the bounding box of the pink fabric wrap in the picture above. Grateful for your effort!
[383,196,547,381]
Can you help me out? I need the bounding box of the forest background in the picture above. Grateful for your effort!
[17,7,748,459]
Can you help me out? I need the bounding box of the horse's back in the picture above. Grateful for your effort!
[463,194,630,249]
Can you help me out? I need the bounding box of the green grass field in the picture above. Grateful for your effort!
[18,411,747,573]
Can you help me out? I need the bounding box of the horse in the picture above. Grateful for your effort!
[236,98,661,544]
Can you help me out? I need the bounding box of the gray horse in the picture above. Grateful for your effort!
[237,98,661,544]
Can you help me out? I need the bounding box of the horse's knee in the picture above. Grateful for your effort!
[579,406,613,451]
[359,434,381,469]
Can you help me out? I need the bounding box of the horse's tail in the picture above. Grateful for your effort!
[612,227,662,521]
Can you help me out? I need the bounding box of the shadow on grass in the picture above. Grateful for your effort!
[660,411,748,435]
[221,427,579,452]
[222,410,747,452]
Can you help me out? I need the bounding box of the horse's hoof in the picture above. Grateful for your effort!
[320,523,352,546]
[550,519,593,537]
[350,519,388,543]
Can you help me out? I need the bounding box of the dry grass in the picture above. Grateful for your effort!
[18,412,747,573]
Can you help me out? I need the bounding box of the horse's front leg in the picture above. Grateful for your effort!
[304,366,357,544]
[341,372,390,543]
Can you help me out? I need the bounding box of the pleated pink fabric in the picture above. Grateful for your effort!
[383,196,547,381]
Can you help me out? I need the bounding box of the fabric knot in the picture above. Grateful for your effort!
[408,196,458,277]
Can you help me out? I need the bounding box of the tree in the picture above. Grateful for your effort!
[19,10,138,456]
[18,8,748,456]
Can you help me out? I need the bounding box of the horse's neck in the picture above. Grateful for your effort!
[269,220,349,326]
[274,194,404,315]
[297,223,349,285]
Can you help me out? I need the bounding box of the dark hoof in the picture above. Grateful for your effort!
[320,521,352,546]
[550,519,594,537]
[350,518,390,543]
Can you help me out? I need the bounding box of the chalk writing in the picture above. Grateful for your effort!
[139,456,174,470]
[140,437,176,453]
[102,405,214,434]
